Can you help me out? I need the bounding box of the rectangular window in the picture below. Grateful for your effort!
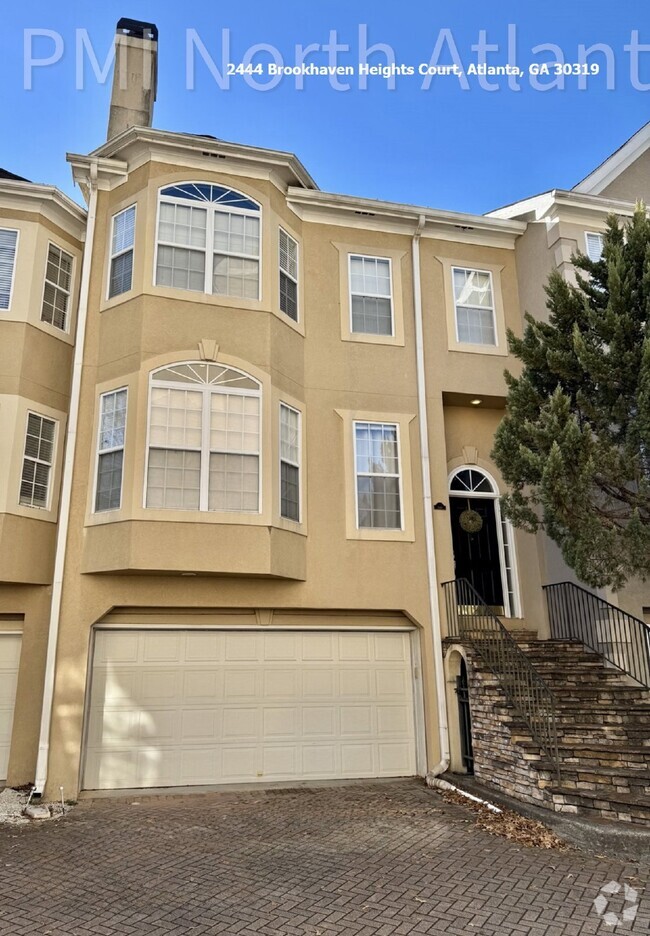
[585,232,604,262]
[41,244,73,331]
[212,211,260,300]
[452,267,496,346]
[280,403,300,521]
[156,202,207,291]
[19,413,56,509]
[109,206,136,298]
[145,385,260,513]
[354,421,401,529]
[279,228,298,321]
[95,389,127,512]
[349,255,393,336]
[0,229,18,310]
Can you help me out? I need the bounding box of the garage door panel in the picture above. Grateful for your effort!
[301,669,335,698]
[181,708,220,741]
[84,629,418,790]
[184,632,224,662]
[302,706,336,737]
[224,633,259,661]
[142,632,181,662]
[339,669,371,697]
[183,669,222,700]
[263,669,300,698]
[223,668,259,699]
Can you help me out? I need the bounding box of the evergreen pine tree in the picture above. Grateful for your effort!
[492,206,650,589]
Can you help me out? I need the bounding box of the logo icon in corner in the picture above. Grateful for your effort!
[593,881,639,928]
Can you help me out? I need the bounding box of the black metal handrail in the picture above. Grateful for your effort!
[544,582,650,688]
[443,578,561,780]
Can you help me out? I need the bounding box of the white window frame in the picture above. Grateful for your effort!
[107,205,136,300]
[348,254,394,337]
[278,227,299,322]
[19,411,57,510]
[154,186,262,301]
[143,364,263,514]
[353,420,403,531]
[40,241,74,332]
[93,388,128,513]
[279,402,301,523]
[451,266,498,347]
[585,231,605,262]
[0,228,19,312]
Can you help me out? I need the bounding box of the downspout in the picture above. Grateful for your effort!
[411,214,450,778]
[34,162,99,795]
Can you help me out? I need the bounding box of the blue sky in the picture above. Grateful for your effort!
[2,0,649,213]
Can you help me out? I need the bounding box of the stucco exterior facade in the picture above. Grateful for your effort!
[1,22,649,801]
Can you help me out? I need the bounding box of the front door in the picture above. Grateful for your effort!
[450,495,504,608]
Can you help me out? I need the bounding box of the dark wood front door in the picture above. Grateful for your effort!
[450,496,504,608]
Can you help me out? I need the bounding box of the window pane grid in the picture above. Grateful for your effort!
[155,189,261,300]
[350,255,393,336]
[147,364,261,514]
[20,413,55,508]
[0,229,18,310]
[42,244,73,329]
[95,389,127,512]
[452,267,496,346]
[280,404,300,521]
[354,422,401,529]
[109,206,135,298]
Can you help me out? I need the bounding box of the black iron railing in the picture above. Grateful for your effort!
[443,577,561,780]
[544,582,650,688]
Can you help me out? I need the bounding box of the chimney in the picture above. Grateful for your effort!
[107,18,158,141]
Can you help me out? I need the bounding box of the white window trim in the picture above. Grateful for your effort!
[40,241,74,333]
[353,420,404,532]
[348,254,395,338]
[93,388,128,513]
[153,186,262,302]
[19,411,57,511]
[143,365,263,514]
[0,227,20,313]
[585,231,605,262]
[451,266,498,348]
[107,205,136,301]
[279,402,301,523]
[278,227,299,322]
[447,465,522,619]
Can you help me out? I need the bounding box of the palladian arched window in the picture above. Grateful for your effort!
[155,183,261,300]
[145,362,261,513]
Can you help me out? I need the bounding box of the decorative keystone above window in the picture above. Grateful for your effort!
[155,183,261,301]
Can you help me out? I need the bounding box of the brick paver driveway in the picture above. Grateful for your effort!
[0,780,647,935]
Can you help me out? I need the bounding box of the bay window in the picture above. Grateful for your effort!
[155,183,261,300]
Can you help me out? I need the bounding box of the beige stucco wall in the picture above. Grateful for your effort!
[600,150,650,203]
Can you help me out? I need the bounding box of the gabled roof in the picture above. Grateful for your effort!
[572,121,650,195]
[0,168,30,183]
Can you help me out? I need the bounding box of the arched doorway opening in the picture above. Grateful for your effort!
[448,466,520,618]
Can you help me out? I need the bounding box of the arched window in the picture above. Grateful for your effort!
[449,468,495,495]
[146,362,261,513]
[155,183,261,300]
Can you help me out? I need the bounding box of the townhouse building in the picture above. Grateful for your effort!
[1,20,648,819]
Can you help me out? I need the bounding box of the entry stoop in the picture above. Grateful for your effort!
[454,637,650,827]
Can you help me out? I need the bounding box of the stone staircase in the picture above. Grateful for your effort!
[462,635,650,826]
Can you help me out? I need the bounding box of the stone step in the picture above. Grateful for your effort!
[545,786,650,825]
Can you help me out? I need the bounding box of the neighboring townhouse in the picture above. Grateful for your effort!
[0,170,85,782]
[1,19,648,821]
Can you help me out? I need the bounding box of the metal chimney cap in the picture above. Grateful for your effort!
[116,18,158,42]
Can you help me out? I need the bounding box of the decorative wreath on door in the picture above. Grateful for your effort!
[459,508,483,533]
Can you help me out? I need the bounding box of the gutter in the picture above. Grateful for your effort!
[411,214,450,778]
[34,161,99,795]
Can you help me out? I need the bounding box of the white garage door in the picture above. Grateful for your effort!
[0,635,22,781]
[84,629,418,790]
